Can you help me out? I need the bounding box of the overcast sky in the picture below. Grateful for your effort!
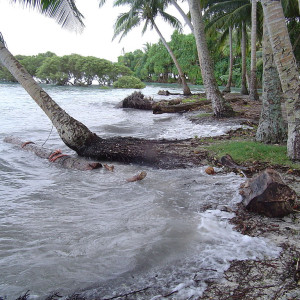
[0,0,190,62]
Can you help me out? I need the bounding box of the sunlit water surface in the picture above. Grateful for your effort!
[0,83,280,299]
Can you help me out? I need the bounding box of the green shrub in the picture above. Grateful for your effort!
[113,76,145,89]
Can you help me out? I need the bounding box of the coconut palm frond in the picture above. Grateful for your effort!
[159,10,182,32]
[142,18,150,35]
[113,12,141,41]
[98,0,107,7]
[13,0,84,32]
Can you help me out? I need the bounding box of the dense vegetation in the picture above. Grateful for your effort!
[0,52,134,87]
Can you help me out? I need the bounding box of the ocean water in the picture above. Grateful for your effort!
[0,83,280,299]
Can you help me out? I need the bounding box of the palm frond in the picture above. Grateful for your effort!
[113,11,141,41]
[98,0,107,7]
[12,0,85,32]
[159,10,182,32]
[142,18,150,35]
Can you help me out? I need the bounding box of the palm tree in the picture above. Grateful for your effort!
[255,20,287,143]
[240,20,249,95]
[262,0,300,160]
[223,26,234,93]
[249,0,259,100]
[187,0,233,117]
[0,40,94,151]
[204,0,263,96]
[203,0,256,96]
[0,0,93,151]
[1,0,201,167]
[168,0,194,33]
[112,0,191,95]
[203,7,234,93]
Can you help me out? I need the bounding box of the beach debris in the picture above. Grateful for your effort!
[104,164,114,172]
[239,168,297,217]
[220,154,249,176]
[118,91,153,110]
[4,136,102,171]
[126,171,147,182]
[205,166,215,175]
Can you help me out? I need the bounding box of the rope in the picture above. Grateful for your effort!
[42,125,54,147]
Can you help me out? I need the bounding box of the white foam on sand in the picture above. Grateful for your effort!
[164,209,281,299]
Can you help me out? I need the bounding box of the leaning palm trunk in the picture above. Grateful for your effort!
[0,40,94,152]
[249,0,259,100]
[0,40,207,168]
[152,20,191,95]
[170,0,194,33]
[188,0,232,117]
[223,26,233,93]
[261,0,300,160]
[241,21,249,95]
[256,21,287,143]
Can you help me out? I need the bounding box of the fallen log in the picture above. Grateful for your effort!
[152,100,211,114]
[78,135,209,169]
[4,136,102,171]
[157,90,181,96]
[239,169,297,217]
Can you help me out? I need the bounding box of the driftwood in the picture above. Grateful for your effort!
[152,100,211,114]
[158,90,181,96]
[220,154,249,172]
[239,169,297,217]
[118,91,211,114]
[4,136,102,171]
[118,91,154,110]
[126,171,147,182]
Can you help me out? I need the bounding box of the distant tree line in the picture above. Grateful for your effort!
[116,30,261,88]
[118,24,300,88]
[0,52,133,86]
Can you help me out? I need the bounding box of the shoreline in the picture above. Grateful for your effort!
[191,93,300,299]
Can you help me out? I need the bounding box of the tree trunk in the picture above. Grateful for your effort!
[188,0,233,117]
[0,42,216,169]
[239,169,296,217]
[261,0,300,160]
[76,136,209,169]
[152,20,191,96]
[153,99,211,114]
[0,40,94,153]
[241,21,249,95]
[256,21,287,143]
[0,40,210,168]
[223,26,233,94]
[4,136,102,171]
[171,0,194,33]
[249,0,259,101]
